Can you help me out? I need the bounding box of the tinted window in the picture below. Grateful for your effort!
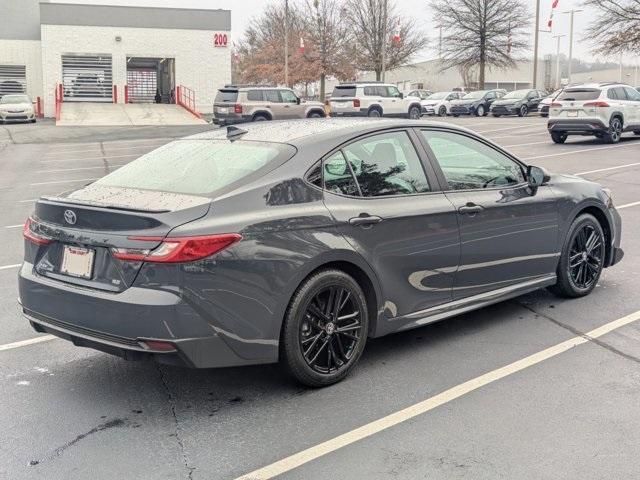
[246,90,264,101]
[557,89,600,101]
[323,151,360,196]
[607,88,619,100]
[96,140,294,196]
[215,90,238,103]
[624,86,640,101]
[332,86,356,97]
[280,90,298,103]
[421,130,525,190]
[342,131,430,197]
[485,91,496,99]
[264,90,280,102]
[306,161,322,188]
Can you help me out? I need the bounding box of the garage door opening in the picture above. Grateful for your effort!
[62,54,113,102]
[126,57,175,104]
[0,65,26,98]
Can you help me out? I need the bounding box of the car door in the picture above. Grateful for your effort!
[386,86,404,115]
[278,89,300,119]
[527,91,541,111]
[623,86,640,126]
[417,128,559,300]
[321,129,460,329]
[484,91,497,110]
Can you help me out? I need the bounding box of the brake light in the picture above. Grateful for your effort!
[234,104,243,114]
[583,101,609,108]
[353,98,360,108]
[550,102,562,108]
[23,217,52,245]
[112,233,242,263]
[139,340,176,352]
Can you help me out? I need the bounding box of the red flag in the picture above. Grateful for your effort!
[548,0,559,29]
[392,19,401,43]
[299,37,305,53]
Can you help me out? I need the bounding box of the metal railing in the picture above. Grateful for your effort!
[176,85,203,119]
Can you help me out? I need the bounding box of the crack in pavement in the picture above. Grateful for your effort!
[518,302,640,364]
[157,363,195,480]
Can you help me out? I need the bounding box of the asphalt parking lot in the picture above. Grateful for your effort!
[1,115,639,480]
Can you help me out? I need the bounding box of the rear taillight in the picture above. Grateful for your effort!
[583,101,610,108]
[234,104,243,114]
[550,102,562,108]
[353,98,360,108]
[23,217,52,245]
[139,340,176,352]
[112,233,242,263]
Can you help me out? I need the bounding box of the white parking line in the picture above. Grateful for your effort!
[4,224,22,229]
[17,199,37,203]
[502,141,550,148]
[574,162,640,176]
[523,141,640,160]
[29,177,97,186]
[617,201,640,210]
[490,131,549,139]
[0,335,56,352]
[476,124,544,134]
[234,309,640,480]
[36,164,126,173]
[0,264,21,271]
[40,153,140,164]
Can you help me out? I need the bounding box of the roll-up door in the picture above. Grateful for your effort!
[126,69,157,103]
[62,54,112,102]
[0,65,26,98]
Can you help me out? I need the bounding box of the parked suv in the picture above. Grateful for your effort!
[329,82,423,119]
[547,82,640,144]
[449,89,506,117]
[213,85,326,125]
[490,89,546,117]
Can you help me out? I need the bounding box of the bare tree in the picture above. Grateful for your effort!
[345,0,427,81]
[429,0,530,89]
[583,0,640,54]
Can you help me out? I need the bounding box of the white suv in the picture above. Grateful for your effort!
[547,83,640,144]
[329,82,423,119]
[420,91,464,116]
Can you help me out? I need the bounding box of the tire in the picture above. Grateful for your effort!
[452,114,459,118]
[367,108,382,118]
[475,105,485,117]
[253,113,270,122]
[492,113,501,117]
[280,269,369,387]
[548,214,606,298]
[31,119,37,123]
[438,105,447,117]
[602,116,623,143]
[551,131,567,144]
[541,113,548,118]
[307,111,324,118]
[518,105,528,117]
[634,130,640,135]
[407,105,421,119]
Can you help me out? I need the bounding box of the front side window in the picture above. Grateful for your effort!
[421,130,525,190]
[280,90,298,103]
[387,86,402,98]
[624,86,640,101]
[341,131,430,197]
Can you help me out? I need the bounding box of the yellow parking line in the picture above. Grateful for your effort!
[235,309,640,480]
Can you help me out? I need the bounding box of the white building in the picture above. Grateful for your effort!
[0,1,231,117]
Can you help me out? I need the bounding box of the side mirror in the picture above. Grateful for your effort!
[325,157,348,176]
[399,92,404,99]
[296,97,301,105]
[527,165,551,188]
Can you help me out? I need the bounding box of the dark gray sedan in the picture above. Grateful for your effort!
[19,119,623,387]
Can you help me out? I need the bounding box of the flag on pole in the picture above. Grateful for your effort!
[392,19,401,43]
[548,0,559,29]
[299,37,305,53]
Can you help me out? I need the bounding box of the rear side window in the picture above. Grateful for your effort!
[363,86,376,96]
[264,90,280,102]
[246,90,264,101]
[95,140,295,196]
[332,86,356,97]
[215,90,238,103]
[557,89,600,101]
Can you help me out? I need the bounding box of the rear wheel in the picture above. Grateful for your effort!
[307,111,324,118]
[452,114,459,118]
[438,105,447,117]
[281,269,368,387]
[253,113,270,122]
[603,116,622,143]
[475,105,485,117]
[407,105,421,119]
[367,108,382,118]
[549,214,605,298]
[492,113,501,117]
[518,105,528,117]
[551,131,567,144]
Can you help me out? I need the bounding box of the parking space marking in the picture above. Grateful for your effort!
[523,141,640,160]
[4,224,22,229]
[235,309,640,480]
[617,201,640,210]
[476,124,546,134]
[29,178,98,186]
[17,199,37,203]
[501,141,550,148]
[0,335,56,352]
[574,162,640,176]
[489,131,549,139]
[40,153,140,164]
[0,264,21,271]
[36,164,126,173]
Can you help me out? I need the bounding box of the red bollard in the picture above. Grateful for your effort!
[113,85,118,103]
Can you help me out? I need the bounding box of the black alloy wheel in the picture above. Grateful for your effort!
[603,117,623,143]
[438,105,447,117]
[519,105,528,117]
[281,269,368,387]
[551,131,568,144]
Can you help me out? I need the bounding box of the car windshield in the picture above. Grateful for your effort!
[462,91,484,100]
[557,89,600,101]
[426,92,448,100]
[501,90,529,99]
[0,94,30,104]
[95,139,295,196]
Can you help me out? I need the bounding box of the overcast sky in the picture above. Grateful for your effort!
[58,0,631,65]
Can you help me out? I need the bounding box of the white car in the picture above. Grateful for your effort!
[420,91,464,116]
[0,94,36,124]
[547,82,640,144]
[329,82,423,119]
[539,89,562,118]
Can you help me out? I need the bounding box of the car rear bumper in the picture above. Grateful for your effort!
[18,263,271,368]
[329,109,367,117]
[212,114,252,125]
[547,119,607,134]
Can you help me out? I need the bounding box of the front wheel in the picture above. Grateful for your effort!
[438,105,447,117]
[281,269,369,387]
[549,214,605,298]
[407,105,421,119]
[551,131,567,144]
[518,105,528,117]
[603,117,623,143]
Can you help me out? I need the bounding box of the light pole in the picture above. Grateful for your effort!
[284,0,289,87]
[380,0,388,81]
[561,9,582,84]
[532,0,540,88]
[553,34,566,89]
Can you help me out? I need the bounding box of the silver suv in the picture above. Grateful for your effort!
[213,85,326,125]
[547,82,640,143]
[329,82,423,119]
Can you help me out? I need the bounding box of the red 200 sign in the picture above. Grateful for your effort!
[214,33,228,47]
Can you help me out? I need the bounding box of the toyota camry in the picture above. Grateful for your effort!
[19,119,623,387]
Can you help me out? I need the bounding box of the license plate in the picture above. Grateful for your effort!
[60,246,95,279]
[217,107,229,114]
[567,110,578,117]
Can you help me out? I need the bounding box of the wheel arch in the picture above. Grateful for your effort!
[572,204,612,267]
[367,104,383,115]
[610,111,624,126]
[408,102,422,112]
[306,108,326,118]
[252,110,273,121]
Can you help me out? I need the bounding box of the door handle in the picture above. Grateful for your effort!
[458,203,484,215]
[349,214,383,226]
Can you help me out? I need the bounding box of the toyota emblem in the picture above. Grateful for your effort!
[63,210,77,225]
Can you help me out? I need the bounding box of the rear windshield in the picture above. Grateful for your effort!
[557,89,600,101]
[332,86,356,97]
[95,140,295,196]
[215,90,238,103]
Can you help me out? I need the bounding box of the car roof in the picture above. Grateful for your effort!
[187,118,475,146]
[565,82,630,89]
